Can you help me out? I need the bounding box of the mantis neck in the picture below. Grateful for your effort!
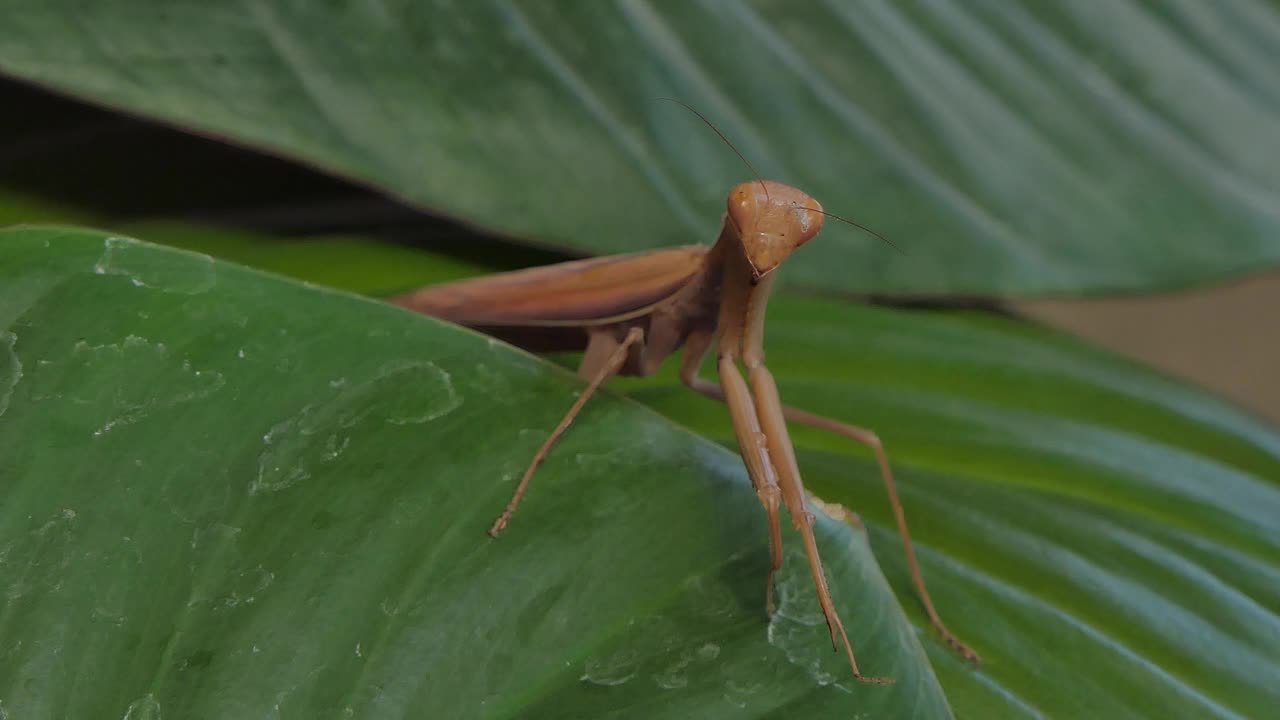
[710,221,778,363]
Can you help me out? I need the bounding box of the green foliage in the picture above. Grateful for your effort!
[4,228,1278,718]
[3,1,1279,294]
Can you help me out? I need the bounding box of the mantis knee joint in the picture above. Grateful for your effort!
[757,485,780,508]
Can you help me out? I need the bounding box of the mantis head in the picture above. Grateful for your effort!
[726,180,824,280]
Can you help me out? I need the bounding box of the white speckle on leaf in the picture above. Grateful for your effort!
[683,574,738,622]
[95,236,215,295]
[581,647,639,686]
[654,649,694,690]
[251,360,460,495]
[766,546,852,690]
[723,679,765,709]
[375,361,460,425]
[91,606,127,626]
[253,411,354,493]
[121,694,161,720]
[216,565,275,610]
[189,523,241,552]
[58,336,224,436]
[322,434,350,461]
[0,332,22,419]
[251,407,317,495]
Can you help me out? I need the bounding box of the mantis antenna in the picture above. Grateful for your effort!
[655,96,771,202]
[656,97,900,253]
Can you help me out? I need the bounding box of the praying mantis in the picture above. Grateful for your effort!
[390,106,979,684]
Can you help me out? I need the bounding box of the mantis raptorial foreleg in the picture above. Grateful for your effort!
[714,351,787,614]
[488,326,644,537]
[741,275,892,684]
[698,257,892,685]
[678,332,786,614]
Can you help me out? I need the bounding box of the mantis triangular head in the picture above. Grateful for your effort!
[725,180,825,281]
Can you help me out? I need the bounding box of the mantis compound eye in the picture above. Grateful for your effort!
[726,185,756,230]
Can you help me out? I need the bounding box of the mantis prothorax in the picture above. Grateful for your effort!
[391,127,978,685]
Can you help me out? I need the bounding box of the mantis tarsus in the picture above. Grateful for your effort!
[391,114,979,684]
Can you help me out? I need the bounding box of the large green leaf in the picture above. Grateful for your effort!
[3,1,1279,295]
[5,225,1280,718]
[0,227,949,718]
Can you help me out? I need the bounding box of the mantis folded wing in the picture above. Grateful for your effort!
[391,180,978,683]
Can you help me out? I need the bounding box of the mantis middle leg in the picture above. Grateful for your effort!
[488,326,644,537]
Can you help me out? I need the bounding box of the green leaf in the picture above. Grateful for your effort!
[6,225,1279,718]
[3,2,1278,295]
[0,227,950,719]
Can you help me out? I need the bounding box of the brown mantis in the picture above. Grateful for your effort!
[390,112,979,684]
